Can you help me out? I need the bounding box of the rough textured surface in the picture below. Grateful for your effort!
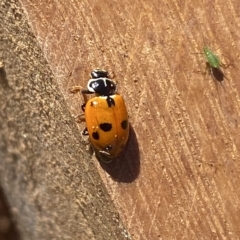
[0,1,130,239]
[1,0,240,239]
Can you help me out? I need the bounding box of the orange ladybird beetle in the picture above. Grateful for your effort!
[78,69,129,163]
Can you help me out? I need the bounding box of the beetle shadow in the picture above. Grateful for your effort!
[99,124,140,183]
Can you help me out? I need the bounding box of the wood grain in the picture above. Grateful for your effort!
[2,0,240,239]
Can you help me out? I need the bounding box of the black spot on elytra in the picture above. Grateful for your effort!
[92,131,99,140]
[106,96,115,107]
[121,120,128,130]
[100,123,112,132]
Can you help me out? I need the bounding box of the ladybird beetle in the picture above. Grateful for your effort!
[80,69,129,163]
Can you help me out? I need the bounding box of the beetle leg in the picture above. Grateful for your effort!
[69,86,82,94]
[82,127,89,136]
[81,90,92,103]
[73,113,85,123]
[81,89,94,94]
[81,103,86,112]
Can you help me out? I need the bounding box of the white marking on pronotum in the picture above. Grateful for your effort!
[99,95,117,99]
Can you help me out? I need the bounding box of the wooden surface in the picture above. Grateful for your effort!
[1,0,240,239]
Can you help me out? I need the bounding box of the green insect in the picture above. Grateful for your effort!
[203,46,229,82]
[204,46,221,68]
[194,45,230,83]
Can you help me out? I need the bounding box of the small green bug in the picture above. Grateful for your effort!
[193,45,230,83]
[203,46,229,82]
[203,46,220,68]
